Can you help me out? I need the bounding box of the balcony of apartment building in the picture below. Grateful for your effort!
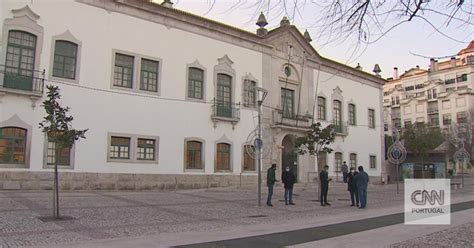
[272,108,312,130]
[427,106,439,115]
[331,120,348,136]
[211,99,240,128]
[0,64,44,97]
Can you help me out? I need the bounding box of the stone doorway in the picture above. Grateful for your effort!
[282,134,298,182]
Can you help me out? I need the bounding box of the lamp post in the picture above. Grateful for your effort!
[387,128,406,194]
[255,86,268,207]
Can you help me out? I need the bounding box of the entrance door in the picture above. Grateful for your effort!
[282,135,298,182]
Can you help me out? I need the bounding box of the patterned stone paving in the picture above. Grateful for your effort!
[0,179,472,248]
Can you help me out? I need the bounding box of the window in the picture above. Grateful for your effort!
[188,67,204,99]
[4,31,37,91]
[333,100,342,126]
[348,104,356,125]
[281,88,295,118]
[0,127,26,164]
[368,109,375,128]
[445,78,455,85]
[456,73,467,82]
[46,136,71,166]
[318,97,326,120]
[137,138,156,160]
[334,152,342,173]
[349,153,357,168]
[243,145,255,171]
[109,136,130,159]
[114,53,134,88]
[443,114,452,125]
[442,100,451,109]
[427,89,438,99]
[216,143,231,171]
[186,141,203,169]
[216,74,233,117]
[140,59,159,92]
[52,40,77,79]
[370,155,376,169]
[243,80,257,108]
[457,112,468,124]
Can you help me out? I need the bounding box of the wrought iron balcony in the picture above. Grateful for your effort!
[427,107,439,114]
[332,120,348,136]
[272,109,312,129]
[0,65,44,96]
[211,99,240,122]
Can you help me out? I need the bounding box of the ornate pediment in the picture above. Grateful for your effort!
[265,26,319,59]
[11,5,40,22]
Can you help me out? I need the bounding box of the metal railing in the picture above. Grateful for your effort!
[272,109,312,129]
[427,107,439,114]
[211,99,240,120]
[0,65,44,94]
[332,120,348,135]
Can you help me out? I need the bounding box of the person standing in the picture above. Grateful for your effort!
[319,165,332,206]
[342,161,349,183]
[266,164,277,207]
[355,166,369,209]
[282,166,296,205]
[347,168,359,207]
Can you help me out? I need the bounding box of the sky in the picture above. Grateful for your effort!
[162,0,473,79]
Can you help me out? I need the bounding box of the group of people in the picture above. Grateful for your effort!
[266,162,369,209]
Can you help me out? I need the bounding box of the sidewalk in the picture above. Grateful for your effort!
[0,177,472,248]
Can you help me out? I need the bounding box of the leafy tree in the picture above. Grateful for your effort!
[402,123,443,177]
[39,85,88,218]
[295,122,335,170]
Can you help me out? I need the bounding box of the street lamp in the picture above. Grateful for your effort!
[255,86,268,207]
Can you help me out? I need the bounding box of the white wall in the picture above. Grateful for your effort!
[1,0,262,174]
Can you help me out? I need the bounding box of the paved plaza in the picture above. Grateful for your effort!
[0,177,473,248]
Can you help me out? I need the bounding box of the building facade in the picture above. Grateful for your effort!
[383,41,474,179]
[0,0,385,190]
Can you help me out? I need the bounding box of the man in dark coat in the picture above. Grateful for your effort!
[282,166,296,205]
[355,166,369,209]
[319,165,332,206]
[266,164,277,207]
[347,168,359,207]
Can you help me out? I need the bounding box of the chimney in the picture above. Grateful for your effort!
[393,67,399,80]
[434,60,439,71]
[430,58,437,72]
[161,0,173,8]
[450,57,456,67]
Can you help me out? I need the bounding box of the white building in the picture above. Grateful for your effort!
[0,0,385,190]
[383,41,474,178]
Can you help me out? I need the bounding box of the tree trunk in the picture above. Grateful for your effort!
[54,144,60,218]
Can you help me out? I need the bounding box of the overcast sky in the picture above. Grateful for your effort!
[167,0,473,79]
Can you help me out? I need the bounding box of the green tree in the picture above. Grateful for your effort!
[402,123,443,177]
[295,122,335,169]
[39,85,88,218]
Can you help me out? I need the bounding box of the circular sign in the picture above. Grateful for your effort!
[454,148,470,162]
[387,142,407,164]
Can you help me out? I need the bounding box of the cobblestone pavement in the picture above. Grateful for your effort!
[390,222,474,248]
[0,178,472,248]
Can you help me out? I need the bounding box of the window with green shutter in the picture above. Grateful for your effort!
[140,59,159,92]
[281,88,294,118]
[348,104,356,125]
[114,53,134,88]
[137,138,156,160]
[53,40,78,79]
[216,74,232,117]
[110,136,130,159]
[4,31,36,91]
[244,80,256,108]
[188,68,204,99]
[46,137,71,166]
[0,127,27,164]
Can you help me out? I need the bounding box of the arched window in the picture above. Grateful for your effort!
[4,31,37,91]
[334,152,343,173]
[186,140,203,169]
[216,143,231,171]
[243,79,256,108]
[0,127,27,164]
[188,67,204,99]
[53,40,78,79]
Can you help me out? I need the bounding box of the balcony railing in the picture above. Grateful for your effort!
[211,99,240,121]
[332,120,348,136]
[427,107,439,114]
[272,109,312,129]
[0,65,44,95]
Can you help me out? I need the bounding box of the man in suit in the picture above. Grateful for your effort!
[342,161,349,183]
[347,168,359,207]
[355,166,369,209]
[282,166,296,205]
[319,165,332,206]
[266,164,277,207]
